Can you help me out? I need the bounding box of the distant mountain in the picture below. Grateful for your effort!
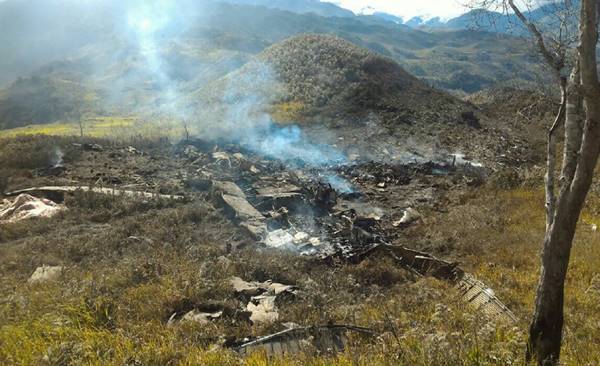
[0,0,109,86]
[224,0,355,18]
[404,16,446,28]
[0,0,548,128]
[0,76,91,130]
[371,11,403,24]
[369,1,577,35]
[445,1,579,35]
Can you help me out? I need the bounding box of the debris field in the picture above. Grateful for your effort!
[2,138,517,355]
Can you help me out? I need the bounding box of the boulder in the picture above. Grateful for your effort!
[28,265,63,284]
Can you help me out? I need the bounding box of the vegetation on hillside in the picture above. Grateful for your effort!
[0,136,599,365]
[0,0,547,129]
[0,76,93,129]
[196,34,474,130]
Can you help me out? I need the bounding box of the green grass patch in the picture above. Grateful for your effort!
[0,116,189,140]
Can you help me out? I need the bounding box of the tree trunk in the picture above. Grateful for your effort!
[527,1,600,364]
[544,77,566,228]
[561,64,584,185]
[527,193,579,364]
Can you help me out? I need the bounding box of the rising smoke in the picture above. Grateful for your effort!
[1,0,480,181]
[119,1,355,191]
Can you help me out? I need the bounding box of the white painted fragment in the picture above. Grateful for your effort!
[265,229,294,248]
[180,310,223,324]
[394,207,422,227]
[293,232,310,244]
[0,194,65,223]
[247,295,278,324]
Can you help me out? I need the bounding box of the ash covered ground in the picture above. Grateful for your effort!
[3,135,503,257]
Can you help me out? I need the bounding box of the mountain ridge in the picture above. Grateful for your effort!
[0,0,547,129]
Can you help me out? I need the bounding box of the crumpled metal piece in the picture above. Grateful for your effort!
[234,325,375,356]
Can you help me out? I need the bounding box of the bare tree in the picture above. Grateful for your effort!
[78,115,85,138]
[183,119,190,142]
[466,0,599,364]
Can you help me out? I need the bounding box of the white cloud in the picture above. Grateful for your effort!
[322,0,468,20]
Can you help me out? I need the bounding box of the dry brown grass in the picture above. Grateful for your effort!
[415,186,600,365]
[1,135,599,365]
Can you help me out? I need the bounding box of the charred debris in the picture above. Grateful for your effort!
[177,137,485,258]
[175,138,516,327]
[3,137,516,355]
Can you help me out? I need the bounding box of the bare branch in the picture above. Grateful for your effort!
[507,0,565,77]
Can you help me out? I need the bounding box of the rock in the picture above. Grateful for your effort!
[28,265,63,284]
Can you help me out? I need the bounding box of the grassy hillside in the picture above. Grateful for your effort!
[192,3,544,93]
[195,34,471,127]
[0,76,93,130]
[0,135,599,365]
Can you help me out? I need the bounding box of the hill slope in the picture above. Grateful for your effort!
[0,0,544,93]
[189,34,535,167]
[0,0,550,131]
[224,0,355,18]
[0,76,93,130]
[195,34,471,125]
